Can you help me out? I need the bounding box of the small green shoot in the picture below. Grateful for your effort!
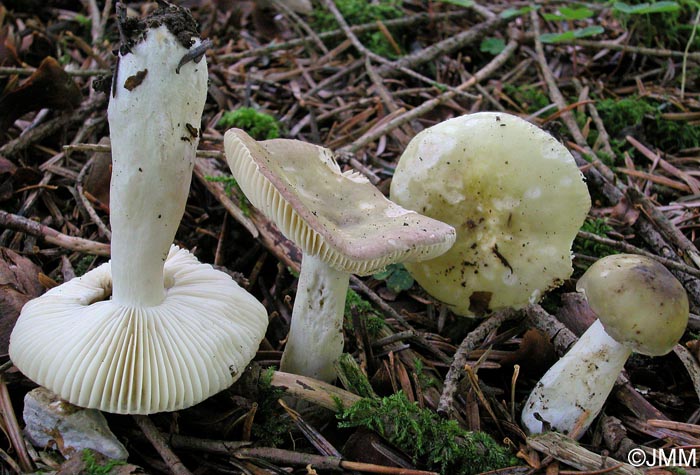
[73,14,92,28]
[373,263,414,294]
[217,107,281,140]
[480,37,506,55]
[82,450,125,475]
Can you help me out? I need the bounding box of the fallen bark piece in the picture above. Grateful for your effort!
[526,432,641,475]
[23,387,128,460]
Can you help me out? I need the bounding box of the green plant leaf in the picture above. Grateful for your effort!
[385,268,414,293]
[543,6,595,21]
[480,37,506,55]
[540,25,604,43]
[373,263,414,293]
[613,1,680,14]
[559,6,595,20]
[500,5,538,19]
[438,0,474,7]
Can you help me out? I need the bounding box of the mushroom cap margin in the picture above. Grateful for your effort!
[223,128,456,276]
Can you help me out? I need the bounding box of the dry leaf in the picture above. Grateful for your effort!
[0,247,43,355]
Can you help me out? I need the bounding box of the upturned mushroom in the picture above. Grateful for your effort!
[390,112,591,317]
[224,129,456,382]
[9,3,268,414]
[521,254,689,437]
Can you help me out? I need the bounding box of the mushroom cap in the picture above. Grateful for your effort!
[9,246,268,414]
[223,128,456,276]
[390,112,591,316]
[576,254,688,356]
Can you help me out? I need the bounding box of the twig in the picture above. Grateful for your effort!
[566,38,700,62]
[0,66,111,77]
[76,157,112,239]
[270,370,362,410]
[375,15,508,77]
[350,276,452,365]
[133,415,193,475]
[341,39,519,153]
[0,210,110,256]
[0,97,105,157]
[672,344,700,405]
[0,375,34,473]
[218,10,471,62]
[531,9,700,311]
[527,432,640,475]
[437,309,521,418]
[577,231,700,278]
[170,435,438,474]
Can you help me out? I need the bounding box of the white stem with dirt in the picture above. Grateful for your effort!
[280,253,349,382]
[108,26,207,307]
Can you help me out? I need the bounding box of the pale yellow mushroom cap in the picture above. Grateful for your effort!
[223,128,456,276]
[390,112,591,316]
[9,246,268,414]
[576,254,688,356]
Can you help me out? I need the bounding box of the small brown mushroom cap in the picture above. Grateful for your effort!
[223,128,456,276]
[576,254,688,356]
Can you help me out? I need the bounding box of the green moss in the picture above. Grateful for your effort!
[502,84,550,114]
[336,353,377,398]
[74,255,97,277]
[413,358,439,390]
[312,0,404,57]
[204,175,251,216]
[339,392,517,475]
[344,289,386,337]
[573,218,616,258]
[251,367,294,446]
[217,107,281,140]
[81,450,125,475]
[596,96,700,156]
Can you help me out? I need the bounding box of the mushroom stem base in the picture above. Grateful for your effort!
[521,319,631,438]
[280,254,349,382]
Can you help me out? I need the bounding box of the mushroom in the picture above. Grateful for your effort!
[9,3,268,414]
[521,254,689,437]
[390,112,591,317]
[223,128,456,382]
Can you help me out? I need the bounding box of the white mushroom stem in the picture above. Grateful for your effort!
[521,320,631,437]
[280,254,349,382]
[108,26,207,307]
